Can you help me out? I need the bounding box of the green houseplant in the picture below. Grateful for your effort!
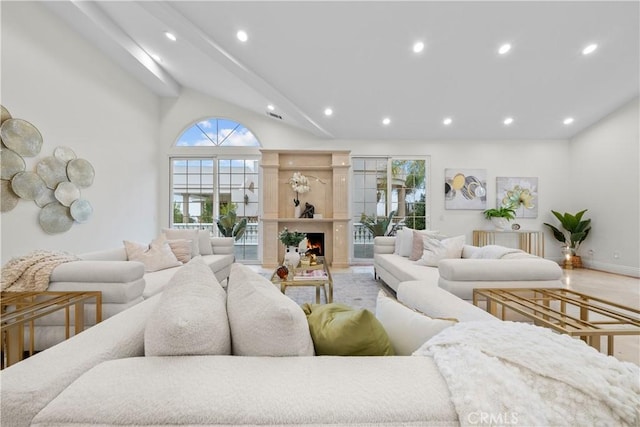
[216,204,247,241]
[278,227,307,247]
[482,206,516,230]
[360,210,398,237]
[543,209,591,255]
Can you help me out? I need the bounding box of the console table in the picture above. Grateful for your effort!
[1,291,102,368]
[473,229,544,257]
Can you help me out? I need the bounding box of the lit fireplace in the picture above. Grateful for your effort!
[305,233,324,256]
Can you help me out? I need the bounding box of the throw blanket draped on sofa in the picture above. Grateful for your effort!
[1,250,80,292]
[414,321,639,426]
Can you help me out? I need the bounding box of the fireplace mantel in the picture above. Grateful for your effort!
[260,150,351,268]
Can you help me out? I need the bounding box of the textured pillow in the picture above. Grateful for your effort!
[198,230,213,255]
[409,230,447,261]
[144,257,230,356]
[395,227,414,257]
[375,291,456,355]
[123,236,181,272]
[420,235,465,267]
[162,228,200,256]
[303,303,394,356]
[166,238,192,263]
[226,263,314,356]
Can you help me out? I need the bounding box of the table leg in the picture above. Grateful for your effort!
[607,335,614,356]
[315,285,321,304]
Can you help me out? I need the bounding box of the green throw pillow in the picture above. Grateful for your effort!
[302,303,395,356]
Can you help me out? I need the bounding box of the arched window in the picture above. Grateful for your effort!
[170,118,261,263]
[176,118,260,147]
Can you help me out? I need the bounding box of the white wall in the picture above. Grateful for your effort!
[1,2,160,264]
[568,97,639,276]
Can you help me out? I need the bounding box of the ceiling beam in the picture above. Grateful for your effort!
[43,1,181,97]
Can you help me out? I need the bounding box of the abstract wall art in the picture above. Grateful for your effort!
[444,168,487,210]
[496,176,538,218]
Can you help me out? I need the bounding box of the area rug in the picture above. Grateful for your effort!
[281,272,388,312]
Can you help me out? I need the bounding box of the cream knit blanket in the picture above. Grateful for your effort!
[1,250,80,292]
[414,320,640,426]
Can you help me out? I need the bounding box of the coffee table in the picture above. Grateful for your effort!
[473,287,640,356]
[1,291,102,368]
[270,260,333,304]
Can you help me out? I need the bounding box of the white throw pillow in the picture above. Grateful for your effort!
[226,263,314,356]
[144,257,230,356]
[420,235,465,267]
[198,230,213,255]
[123,235,181,272]
[162,228,200,256]
[375,291,456,355]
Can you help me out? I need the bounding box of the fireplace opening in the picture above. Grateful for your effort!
[305,233,324,256]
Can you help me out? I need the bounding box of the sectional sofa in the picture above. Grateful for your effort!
[373,229,564,299]
[2,260,637,426]
[27,230,235,350]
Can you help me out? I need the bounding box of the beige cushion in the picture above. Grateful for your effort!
[144,257,230,356]
[375,291,456,355]
[123,236,181,272]
[166,238,192,263]
[226,263,314,356]
[419,235,465,266]
[162,228,200,256]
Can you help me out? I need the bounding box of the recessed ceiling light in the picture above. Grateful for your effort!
[164,32,176,41]
[324,107,333,116]
[582,43,598,55]
[563,117,575,125]
[382,117,391,126]
[267,104,275,111]
[498,43,512,55]
[443,117,453,126]
[237,30,248,42]
[412,41,425,53]
[503,117,514,125]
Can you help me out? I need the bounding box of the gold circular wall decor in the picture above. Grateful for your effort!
[39,202,74,234]
[1,148,26,180]
[35,187,57,208]
[70,199,93,223]
[11,171,46,201]
[54,181,80,207]
[67,158,95,188]
[37,156,69,189]
[0,118,43,157]
[1,179,20,212]
[54,146,77,163]
[0,105,11,125]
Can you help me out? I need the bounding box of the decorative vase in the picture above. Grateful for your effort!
[490,217,510,230]
[284,246,301,268]
[294,205,301,218]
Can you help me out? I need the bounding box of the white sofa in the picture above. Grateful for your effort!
[30,234,235,351]
[2,262,637,427]
[374,234,564,299]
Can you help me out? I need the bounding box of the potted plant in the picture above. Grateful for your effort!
[482,206,516,230]
[216,204,247,241]
[543,209,591,267]
[279,227,307,267]
[359,210,399,237]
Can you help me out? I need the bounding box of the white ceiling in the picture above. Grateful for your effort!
[44,1,639,140]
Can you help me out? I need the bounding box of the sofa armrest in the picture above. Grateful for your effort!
[210,237,235,255]
[438,258,562,282]
[373,236,395,254]
[50,261,145,283]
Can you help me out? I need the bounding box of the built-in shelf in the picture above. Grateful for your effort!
[260,150,351,268]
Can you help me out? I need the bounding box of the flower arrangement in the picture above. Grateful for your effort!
[289,172,310,207]
[279,227,307,246]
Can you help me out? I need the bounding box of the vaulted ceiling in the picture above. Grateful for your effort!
[44,1,639,140]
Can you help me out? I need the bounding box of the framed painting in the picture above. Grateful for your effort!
[444,168,487,210]
[496,177,538,218]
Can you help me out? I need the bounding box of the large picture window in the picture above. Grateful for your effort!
[352,157,429,259]
[170,118,260,262]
